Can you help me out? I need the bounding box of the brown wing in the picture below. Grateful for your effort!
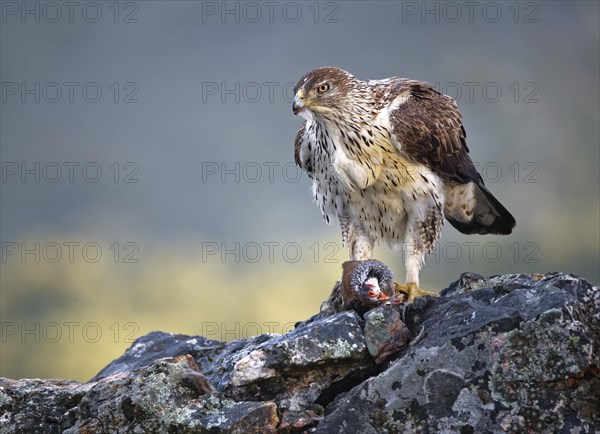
[294,123,314,175]
[293,125,304,167]
[388,81,481,185]
[388,81,516,235]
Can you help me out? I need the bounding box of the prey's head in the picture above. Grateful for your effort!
[342,260,394,314]
[357,276,391,308]
[292,67,357,120]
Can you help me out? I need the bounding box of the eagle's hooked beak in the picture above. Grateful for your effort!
[292,89,306,115]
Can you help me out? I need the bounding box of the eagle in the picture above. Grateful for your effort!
[292,67,515,302]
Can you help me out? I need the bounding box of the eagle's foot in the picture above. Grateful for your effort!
[394,282,438,303]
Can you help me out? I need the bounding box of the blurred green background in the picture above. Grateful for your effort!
[1,1,598,382]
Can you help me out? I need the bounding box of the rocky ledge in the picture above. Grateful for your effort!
[1,272,599,433]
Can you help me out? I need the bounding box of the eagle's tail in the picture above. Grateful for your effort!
[445,182,516,235]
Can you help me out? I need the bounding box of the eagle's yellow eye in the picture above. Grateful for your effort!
[317,83,330,93]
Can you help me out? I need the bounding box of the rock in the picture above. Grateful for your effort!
[0,272,598,433]
[316,272,599,433]
[0,378,91,434]
[363,304,410,364]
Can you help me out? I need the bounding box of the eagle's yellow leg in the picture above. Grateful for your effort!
[394,282,438,303]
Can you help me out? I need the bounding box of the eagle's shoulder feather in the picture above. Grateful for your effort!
[387,80,481,185]
[294,122,314,175]
[293,124,305,167]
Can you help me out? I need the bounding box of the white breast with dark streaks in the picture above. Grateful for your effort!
[306,114,444,249]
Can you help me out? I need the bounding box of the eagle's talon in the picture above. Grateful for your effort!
[394,282,438,303]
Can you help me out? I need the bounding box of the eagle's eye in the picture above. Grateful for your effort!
[317,83,331,93]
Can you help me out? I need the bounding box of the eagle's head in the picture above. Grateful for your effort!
[292,67,357,120]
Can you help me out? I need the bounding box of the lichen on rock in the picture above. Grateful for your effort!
[0,272,598,433]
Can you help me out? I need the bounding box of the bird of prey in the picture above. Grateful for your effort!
[293,67,515,301]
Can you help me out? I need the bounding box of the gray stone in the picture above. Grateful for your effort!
[316,272,599,433]
[0,272,598,433]
[364,304,410,364]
